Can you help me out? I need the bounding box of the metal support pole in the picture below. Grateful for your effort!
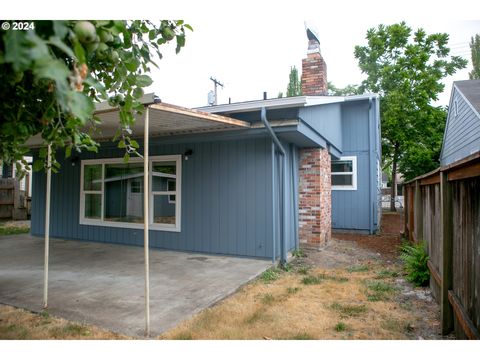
[143,107,150,336]
[43,144,52,309]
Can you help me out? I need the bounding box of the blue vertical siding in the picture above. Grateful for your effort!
[31,137,274,258]
[331,100,380,233]
[299,103,342,152]
[441,88,480,166]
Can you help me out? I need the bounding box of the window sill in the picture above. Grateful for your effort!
[332,186,357,191]
[79,219,181,232]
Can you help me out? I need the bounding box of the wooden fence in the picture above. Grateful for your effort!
[0,178,28,220]
[404,152,480,339]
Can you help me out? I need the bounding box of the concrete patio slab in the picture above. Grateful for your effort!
[0,235,271,337]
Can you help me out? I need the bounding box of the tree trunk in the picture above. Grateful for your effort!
[390,146,399,212]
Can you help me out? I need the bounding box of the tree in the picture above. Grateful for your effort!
[354,22,467,211]
[0,20,191,174]
[469,34,480,79]
[327,82,360,96]
[286,66,302,96]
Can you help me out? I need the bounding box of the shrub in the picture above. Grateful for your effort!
[399,241,430,286]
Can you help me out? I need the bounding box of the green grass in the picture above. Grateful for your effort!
[329,302,367,318]
[290,332,314,340]
[335,322,347,332]
[301,275,323,285]
[296,266,310,275]
[287,287,301,295]
[49,323,91,338]
[261,293,275,305]
[172,332,193,340]
[260,268,281,283]
[376,269,399,279]
[291,249,306,258]
[0,225,29,236]
[364,280,397,302]
[347,264,369,273]
[281,262,293,272]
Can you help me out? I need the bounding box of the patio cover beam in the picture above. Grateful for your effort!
[144,106,150,336]
[43,143,51,308]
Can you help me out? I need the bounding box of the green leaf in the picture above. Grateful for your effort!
[53,21,69,39]
[125,59,139,72]
[130,139,139,149]
[67,91,95,124]
[32,159,44,172]
[118,139,126,148]
[123,152,130,163]
[65,145,72,158]
[48,36,76,59]
[3,30,32,72]
[33,58,70,83]
[136,74,153,87]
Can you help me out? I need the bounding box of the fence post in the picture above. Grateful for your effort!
[440,170,454,335]
[404,185,409,239]
[414,180,423,242]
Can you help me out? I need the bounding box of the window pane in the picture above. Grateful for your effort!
[84,165,102,191]
[104,163,144,223]
[153,195,176,225]
[85,193,101,219]
[331,160,353,173]
[152,161,176,192]
[332,174,353,186]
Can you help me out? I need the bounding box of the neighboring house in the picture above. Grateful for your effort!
[27,29,381,262]
[440,79,480,166]
[380,171,404,209]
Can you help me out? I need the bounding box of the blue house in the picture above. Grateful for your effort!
[28,31,381,263]
[440,79,480,166]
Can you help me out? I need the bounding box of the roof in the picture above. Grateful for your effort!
[455,80,480,115]
[195,93,379,114]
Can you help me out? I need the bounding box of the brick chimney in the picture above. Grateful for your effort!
[301,33,328,95]
[298,26,331,247]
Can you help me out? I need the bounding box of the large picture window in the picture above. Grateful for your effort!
[80,155,181,232]
[331,156,357,190]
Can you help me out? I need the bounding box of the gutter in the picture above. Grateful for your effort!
[261,107,287,265]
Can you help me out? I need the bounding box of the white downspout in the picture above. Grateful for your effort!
[143,107,150,336]
[43,143,52,308]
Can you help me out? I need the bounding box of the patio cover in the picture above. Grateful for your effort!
[25,100,251,148]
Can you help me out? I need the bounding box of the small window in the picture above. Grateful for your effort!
[331,156,357,190]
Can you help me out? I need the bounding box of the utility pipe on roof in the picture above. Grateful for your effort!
[43,143,52,309]
[144,106,150,336]
[261,107,287,264]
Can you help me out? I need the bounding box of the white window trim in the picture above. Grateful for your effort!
[79,155,182,232]
[331,156,357,191]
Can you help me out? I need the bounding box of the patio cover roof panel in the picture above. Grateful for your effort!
[25,102,251,148]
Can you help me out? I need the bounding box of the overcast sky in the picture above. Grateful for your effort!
[6,0,480,109]
[148,19,478,108]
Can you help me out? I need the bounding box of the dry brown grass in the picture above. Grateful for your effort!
[0,305,129,340]
[160,264,415,340]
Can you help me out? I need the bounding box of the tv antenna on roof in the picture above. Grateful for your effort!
[208,76,224,105]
